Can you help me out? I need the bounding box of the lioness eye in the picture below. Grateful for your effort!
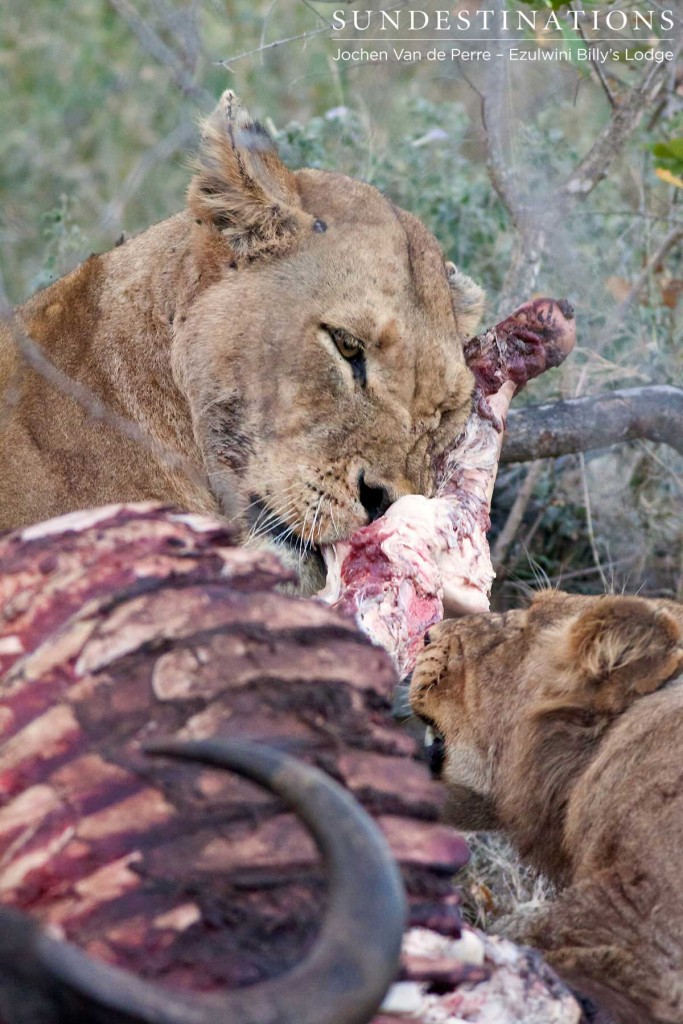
[323,325,367,385]
[328,327,363,360]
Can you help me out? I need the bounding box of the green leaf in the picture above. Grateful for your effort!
[649,138,683,178]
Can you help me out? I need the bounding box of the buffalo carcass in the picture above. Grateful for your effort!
[0,504,580,1024]
[0,504,468,1021]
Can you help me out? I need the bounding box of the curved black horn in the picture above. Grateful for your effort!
[0,739,406,1024]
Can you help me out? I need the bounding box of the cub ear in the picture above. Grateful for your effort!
[445,262,486,339]
[188,90,312,260]
[565,596,683,711]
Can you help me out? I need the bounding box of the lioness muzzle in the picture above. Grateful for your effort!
[0,739,406,1024]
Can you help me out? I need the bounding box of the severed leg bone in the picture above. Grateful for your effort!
[320,299,576,678]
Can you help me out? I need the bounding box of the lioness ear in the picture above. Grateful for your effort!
[188,90,312,260]
[565,596,683,711]
[445,262,486,338]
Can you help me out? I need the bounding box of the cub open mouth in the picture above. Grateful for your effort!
[422,718,446,777]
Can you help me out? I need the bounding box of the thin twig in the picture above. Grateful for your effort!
[617,223,683,318]
[99,122,197,234]
[148,0,202,72]
[259,0,279,61]
[480,1,546,311]
[105,0,213,105]
[481,19,518,220]
[216,0,401,70]
[299,0,333,27]
[579,451,610,592]
[572,7,616,109]
[517,504,549,558]
[492,460,544,567]
[215,26,330,70]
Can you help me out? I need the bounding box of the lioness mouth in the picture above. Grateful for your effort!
[247,497,325,573]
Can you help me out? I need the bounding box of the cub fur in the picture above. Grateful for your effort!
[411,590,683,1024]
[0,91,484,591]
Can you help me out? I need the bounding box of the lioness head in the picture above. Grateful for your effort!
[174,92,484,587]
[410,590,683,845]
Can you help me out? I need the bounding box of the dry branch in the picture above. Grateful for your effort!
[99,122,197,233]
[216,27,330,70]
[479,2,681,311]
[502,385,683,463]
[563,54,676,199]
[491,460,544,565]
[105,0,212,105]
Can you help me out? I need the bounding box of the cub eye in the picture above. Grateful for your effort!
[322,325,367,385]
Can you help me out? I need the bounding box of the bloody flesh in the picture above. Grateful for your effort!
[320,299,576,678]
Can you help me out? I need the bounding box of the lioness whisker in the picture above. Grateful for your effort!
[329,504,341,542]
[298,501,314,558]
[229,494,270,524]
[246,490,310,549]
[247,502,291,545]
[274,522,304,549]
[308,494,325,550]
[225,482,302,527]
[246,502,274,542]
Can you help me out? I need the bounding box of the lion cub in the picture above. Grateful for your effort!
[411,590,683,1024]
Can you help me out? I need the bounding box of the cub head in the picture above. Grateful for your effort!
[410,591,683,832]
[173,92,484,589]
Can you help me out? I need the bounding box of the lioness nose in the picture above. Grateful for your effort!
[358,472,392,523]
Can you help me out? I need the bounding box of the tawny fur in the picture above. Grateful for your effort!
[411,590,683,1024]
[0,92,484,591]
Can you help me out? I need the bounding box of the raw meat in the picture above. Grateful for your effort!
[320,300,576,677]
[382,926,581,1024]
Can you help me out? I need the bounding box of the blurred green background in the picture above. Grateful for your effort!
[1,0,681,598]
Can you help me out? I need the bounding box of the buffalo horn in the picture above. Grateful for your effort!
[0,739,406,1024]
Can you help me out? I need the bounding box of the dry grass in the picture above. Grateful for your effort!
[458,832,556,932]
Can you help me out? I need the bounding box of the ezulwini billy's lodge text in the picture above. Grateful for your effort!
[331,45,676,63]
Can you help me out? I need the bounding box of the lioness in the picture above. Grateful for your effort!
[411,590,683,1024]
[0,91,484,591]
